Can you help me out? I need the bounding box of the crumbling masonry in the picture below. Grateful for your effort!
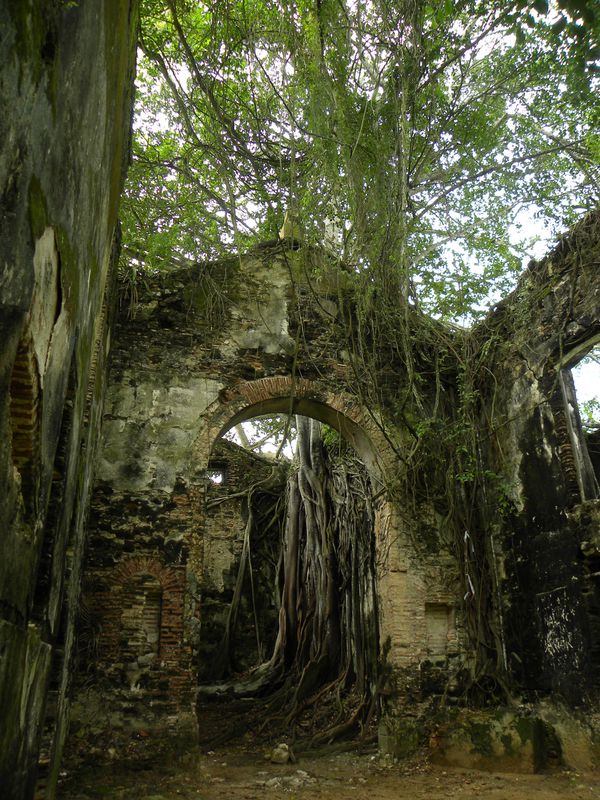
[1,4,600,799]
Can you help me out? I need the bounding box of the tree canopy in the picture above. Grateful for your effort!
[123,0,599,321]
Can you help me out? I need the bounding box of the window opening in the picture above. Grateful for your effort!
[562,343,600,500]
[206,468,225,485]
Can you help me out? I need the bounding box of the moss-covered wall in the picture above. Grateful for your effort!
[0,3,138,798]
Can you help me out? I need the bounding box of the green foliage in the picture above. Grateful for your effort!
[581,397,600,431]
[124,0,599,324]
[321,423,341,449]
[573,346,600,431]
[224,415,297,459]
[509,0,600,74]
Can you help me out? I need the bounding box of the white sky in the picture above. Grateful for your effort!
[572,347,600,414]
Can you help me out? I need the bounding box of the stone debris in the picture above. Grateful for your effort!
[257,769,318,790]
[269,743,291,764]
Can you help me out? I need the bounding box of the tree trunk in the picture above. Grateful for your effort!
[204,417,380,743]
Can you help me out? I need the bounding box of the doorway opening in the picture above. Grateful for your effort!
[199,412,381,748]
[560,341,600,501]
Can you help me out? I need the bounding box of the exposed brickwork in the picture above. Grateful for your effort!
[198,440,281,678]
[78,489,195,704]
[78,216,600,750]
[197,374,397,483]
[9,331,40,499]
[81,554,192,712]
[82,297,108,428]
[78,244,467,741]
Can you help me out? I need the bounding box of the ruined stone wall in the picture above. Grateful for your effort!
[0,3,138,798]
[200,440,282,679]
[475,210,600,704]
[379,215,600,769]
[78,243,465,740]
[74,489,194,707]
[71,437,281,751]
[64,204,600,769]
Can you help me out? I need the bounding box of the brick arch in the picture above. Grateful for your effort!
[192,376,399,483]
[112,555,183,593]
[188,375,408,678]
[9,329,40,510]
[86,555,191,697]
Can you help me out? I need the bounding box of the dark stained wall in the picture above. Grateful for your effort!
[474,211,600,703]
[0,3,138,798]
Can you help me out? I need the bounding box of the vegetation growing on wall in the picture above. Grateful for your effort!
[126,0,599,317]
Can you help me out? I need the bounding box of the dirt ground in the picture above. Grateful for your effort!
[59,742,600,800]
[58,697,600,800]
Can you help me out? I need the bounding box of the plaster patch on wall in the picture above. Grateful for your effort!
[30,227,61,386]
[507,376,548,512]
[98,376,222,490]
[221,258,295,357]
[425,603,453,656]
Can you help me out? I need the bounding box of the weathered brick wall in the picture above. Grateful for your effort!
[79,556,190,715]
[74,479,196,717]
[74,437,281,731]
[78,242,465,740]
[199,440,282,678]
[0,4,138,798]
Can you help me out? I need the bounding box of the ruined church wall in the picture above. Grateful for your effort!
[78,245,466,740]
[95,247,350,497]
[75,249,353,739]
[476,210,600,703]
[0,3,138,797]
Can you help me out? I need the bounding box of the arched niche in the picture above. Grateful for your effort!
[119,572,163,664]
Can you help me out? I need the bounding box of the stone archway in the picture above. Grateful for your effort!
[189,376,392,709]
[188,375,443,680]
[76,249,464,746]
[192,375,399,484]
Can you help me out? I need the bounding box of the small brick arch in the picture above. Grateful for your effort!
[192,376,400,483]
[85,555,190,694]
[113,555,183,593]
[9,330,40,509]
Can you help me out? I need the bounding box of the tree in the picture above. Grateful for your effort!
[225,415,297,459]
[207,417,380,746]
[124,0,599,320]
